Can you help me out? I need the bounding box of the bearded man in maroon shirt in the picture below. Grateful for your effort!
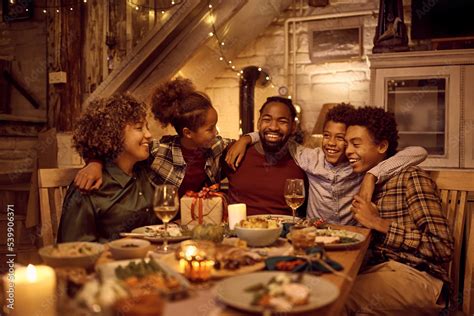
[224,96,307,216]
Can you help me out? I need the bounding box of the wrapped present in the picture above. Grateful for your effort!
[180,184,227,227]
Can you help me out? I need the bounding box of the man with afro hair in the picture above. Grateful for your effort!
[345,106,453,315]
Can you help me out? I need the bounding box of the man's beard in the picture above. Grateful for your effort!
[259,131,291,165]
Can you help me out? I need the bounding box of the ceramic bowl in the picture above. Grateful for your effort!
[108,238,151,260]
[39,242,104,268]
[234,225,282,247]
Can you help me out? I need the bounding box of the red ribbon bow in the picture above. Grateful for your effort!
[185,184,228,224]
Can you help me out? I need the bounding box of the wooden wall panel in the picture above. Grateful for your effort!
[46,0,83,131]
[83,0,106,95]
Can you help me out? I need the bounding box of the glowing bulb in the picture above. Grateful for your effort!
[26,264,37,282]
[206,14,215,24]
[266,76,270,80]
[240,70,243,74]
[228,60,232,64]
[161,10,165,14]
[231,65,236,69]
[56,9,59,13]
[70,7,73,11]
[171,0,175,4]
[258,67,262,71]
[43,9,47,13]
[288,95,292,99]
[219,57,223,61]
[220,42,224,46]
[25,8,29,12]
[208,32,214,37]
[208,4,213,8]
[83,0,87,3]
[135,6,139,10]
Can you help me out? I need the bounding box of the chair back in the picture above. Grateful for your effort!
[430,170,474,314]
[38,168,80,246]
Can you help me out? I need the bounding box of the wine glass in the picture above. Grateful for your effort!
[153,184,179,253]
[284,179,305,223]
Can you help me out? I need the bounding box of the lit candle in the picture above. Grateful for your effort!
[177,241,215,282]
[228,203,247,230]
[3,264,57,316]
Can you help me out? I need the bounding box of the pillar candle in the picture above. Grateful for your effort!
[3,264,57,316]
[228,203,247,230]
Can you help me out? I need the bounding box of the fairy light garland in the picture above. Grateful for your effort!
[206,0,289,98]
[34,0,182,14]
[20,0,291,98]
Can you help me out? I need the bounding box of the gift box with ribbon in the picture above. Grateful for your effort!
[180,184,227,227]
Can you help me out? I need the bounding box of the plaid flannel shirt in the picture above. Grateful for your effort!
[370,166,454,283]
[148,135,233,188]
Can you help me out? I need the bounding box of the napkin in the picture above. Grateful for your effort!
[265,247,343,273]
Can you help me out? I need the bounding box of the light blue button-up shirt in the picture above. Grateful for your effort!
[290,143,427,225]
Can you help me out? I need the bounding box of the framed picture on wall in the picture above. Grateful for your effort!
[308,17,364,63]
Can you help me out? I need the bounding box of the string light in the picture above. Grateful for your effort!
[206,0,284,96]
[36,0,180,13]
[127,0,183,10]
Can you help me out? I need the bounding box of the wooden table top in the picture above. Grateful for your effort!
[162,225,372,316]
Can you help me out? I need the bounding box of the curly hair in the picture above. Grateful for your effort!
[324,103,355,126]
[346,106,399,158]
[259,96,297,119]
[150,77,213,136]
[73,94,148,161]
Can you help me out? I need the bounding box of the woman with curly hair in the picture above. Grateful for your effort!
[74,77,252,198]
[57,94,158,242]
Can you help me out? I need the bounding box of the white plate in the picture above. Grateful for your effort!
[288,228,366,250]
[214,271,339,313]
[130,224,192,243]
[248,214,298,224]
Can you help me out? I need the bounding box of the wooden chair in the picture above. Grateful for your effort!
[430,170,474,315]
[38,168,80,247]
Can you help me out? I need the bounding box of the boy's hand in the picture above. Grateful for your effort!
[225,135,252,171]
[351,195,391,233]
[74,161,104,191]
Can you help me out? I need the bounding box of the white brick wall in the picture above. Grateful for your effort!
[198,0,381,139]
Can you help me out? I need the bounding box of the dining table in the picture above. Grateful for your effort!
[58,224,371,316]
[157,225,372,316]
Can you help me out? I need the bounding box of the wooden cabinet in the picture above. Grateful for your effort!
[369,49,474,169]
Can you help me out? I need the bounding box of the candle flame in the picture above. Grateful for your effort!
[26,264,37,282]
[184,245,197,259]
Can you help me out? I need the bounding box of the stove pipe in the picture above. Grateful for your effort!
[239,66,269,134]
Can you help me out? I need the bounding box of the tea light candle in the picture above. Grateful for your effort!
[3,264,57,316]
[228,203,247,230]
[178,241,215,282]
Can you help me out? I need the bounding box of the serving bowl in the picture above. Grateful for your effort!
[234,225,282,247]
[39,242,104,268]
[108,238,151,260]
